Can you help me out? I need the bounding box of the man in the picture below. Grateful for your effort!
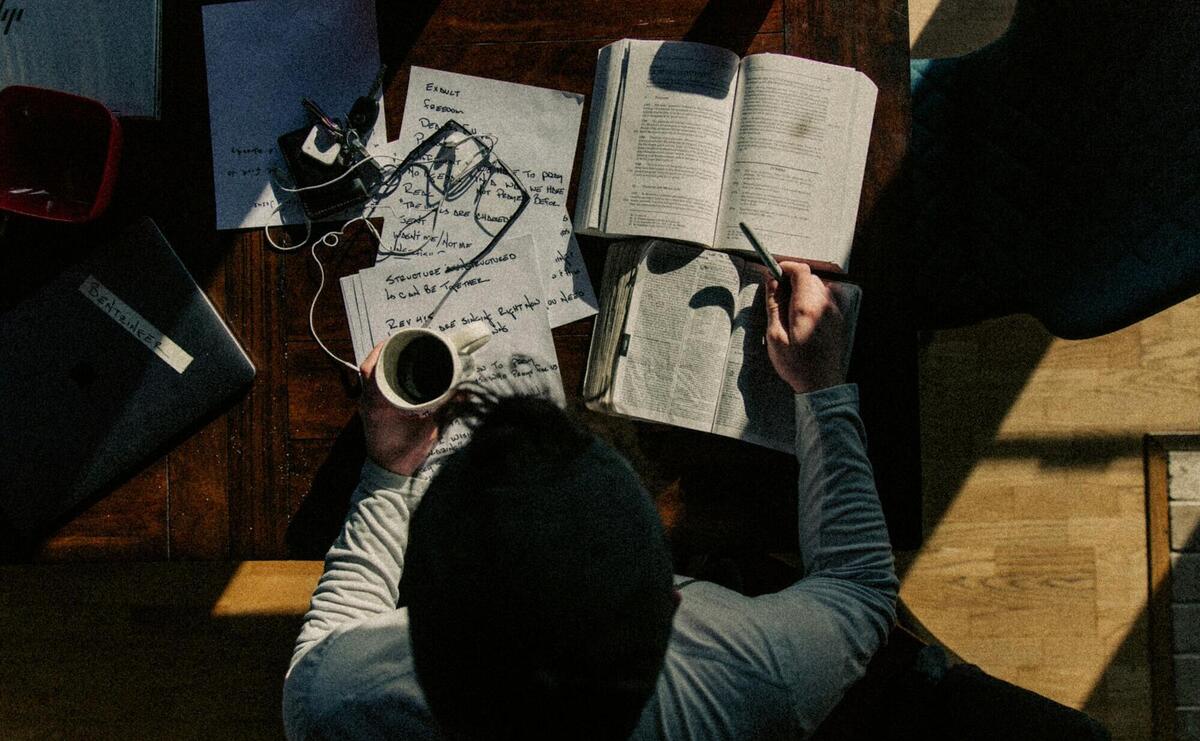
[283,262,898,739]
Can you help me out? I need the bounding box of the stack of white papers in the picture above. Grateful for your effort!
[340,69,601,474]
[201,5,597,475]
[343,67,598,348]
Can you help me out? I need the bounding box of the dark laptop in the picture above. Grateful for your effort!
[0,218,255,535]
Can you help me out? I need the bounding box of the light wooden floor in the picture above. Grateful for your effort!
[909,0,1016,58]
[903,3,1200,740]
[903,304,1200,739]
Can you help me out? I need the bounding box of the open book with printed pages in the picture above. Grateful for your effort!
[583,239,860,453]
[574,39,877,273]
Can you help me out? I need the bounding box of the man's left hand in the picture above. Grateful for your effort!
[359,340,441,477]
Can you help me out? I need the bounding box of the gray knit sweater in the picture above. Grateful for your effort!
[283,384,898,739]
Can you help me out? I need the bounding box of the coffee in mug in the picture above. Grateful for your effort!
[393,334,454,404]
[374,323,491,415]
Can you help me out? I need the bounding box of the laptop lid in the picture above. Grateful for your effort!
[0,218,255,534]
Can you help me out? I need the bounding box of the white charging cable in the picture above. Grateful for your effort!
[264,157,394,374]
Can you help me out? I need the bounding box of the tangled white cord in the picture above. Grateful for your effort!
[263,151,400,373]
[262,130,511,374]
[265,214,384,374]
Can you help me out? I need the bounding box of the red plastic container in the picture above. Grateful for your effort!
[0,85,122,223]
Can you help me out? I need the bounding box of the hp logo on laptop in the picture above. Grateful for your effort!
[0,1,23,36]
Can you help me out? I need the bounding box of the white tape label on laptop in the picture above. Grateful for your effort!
[78,276,195,374]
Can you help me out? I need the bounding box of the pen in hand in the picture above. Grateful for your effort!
[739,221,859,287]
[739,222,784,283]
[741,223,790,348]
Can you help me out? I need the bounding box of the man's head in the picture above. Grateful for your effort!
[405,395,677,739]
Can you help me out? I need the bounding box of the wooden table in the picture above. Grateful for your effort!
[7,0,919,562]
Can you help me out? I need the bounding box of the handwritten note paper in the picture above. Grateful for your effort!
[353,235,565,477]
[202,0,387,230]
[384,67,597,328]
[366,132,530,262]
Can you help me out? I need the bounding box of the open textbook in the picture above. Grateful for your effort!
[584,240,859,453]
[575,39,877,272]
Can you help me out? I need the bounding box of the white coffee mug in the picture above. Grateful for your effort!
[374,322,491,415]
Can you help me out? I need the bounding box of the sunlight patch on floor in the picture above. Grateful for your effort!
[210,560,322,617]
[903,294,1200,738]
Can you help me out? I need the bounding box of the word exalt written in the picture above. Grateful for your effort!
[0,0,24,35]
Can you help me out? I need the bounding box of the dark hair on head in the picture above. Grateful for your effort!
[407,389,677,740]
[438,384,595,481]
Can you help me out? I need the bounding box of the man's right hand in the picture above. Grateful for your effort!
[764,262,847,394]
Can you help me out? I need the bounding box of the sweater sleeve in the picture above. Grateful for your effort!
[692,383,898,734]
[646,384,899,738]
[790,383,898,643]
[287,460,430,676]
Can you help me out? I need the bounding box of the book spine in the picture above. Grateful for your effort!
[575,41,626,234]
